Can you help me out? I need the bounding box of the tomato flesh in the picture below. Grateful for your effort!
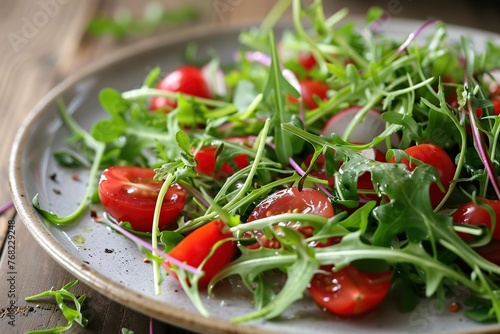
[289,80,329,110]
[308,265,392,316]
[389,143,455,208]
[246,187,334,249]
[99,166,186,232]
[163,219,235,287]
[475,239,500,266]
[150,66,211,111]
[298,53,318,71]
[453,199,500,241]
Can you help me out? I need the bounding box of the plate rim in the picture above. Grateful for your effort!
[8,16,500,334]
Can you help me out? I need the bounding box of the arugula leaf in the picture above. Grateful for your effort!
[264,31,300,165]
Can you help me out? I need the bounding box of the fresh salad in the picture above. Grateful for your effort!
[33,0,500,328]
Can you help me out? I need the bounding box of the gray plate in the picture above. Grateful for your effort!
[9,18,500,334]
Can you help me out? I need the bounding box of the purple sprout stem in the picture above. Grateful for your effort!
[288,157,334,198]
[266,141,334,198]
[0,201,14,216]
[466,99,500,199]
[150,317,154,334]
[101,216,202,275]
[180,182,210,208]
[396,19,439,54]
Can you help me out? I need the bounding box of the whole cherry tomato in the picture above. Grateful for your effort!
[98,166,186,232]
[150,66,211,111]
[389,143,455,208]
[453,199,500,241]
[163,219,235,287]
[308,265,392,316]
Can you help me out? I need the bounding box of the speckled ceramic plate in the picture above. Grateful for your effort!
[9,18,500,334]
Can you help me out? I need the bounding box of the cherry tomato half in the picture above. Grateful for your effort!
[289,80,329,110]
[98,166,186,232]
[308,265,392,316]
[298,53,318,71]
[163,219,235,287]
[150,66,211,111]
[453,199,500,241]
[389,143,455,208]
[246,187,334,249]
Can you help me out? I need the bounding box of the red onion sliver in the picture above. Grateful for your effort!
[0,201,13,216]
[102,214,202,275]
[396,19,439,54]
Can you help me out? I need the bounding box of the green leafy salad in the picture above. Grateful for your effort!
[33,0,500,327]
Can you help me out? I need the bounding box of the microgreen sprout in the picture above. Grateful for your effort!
[25,280,88,334]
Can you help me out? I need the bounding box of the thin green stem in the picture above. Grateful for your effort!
[152,173,174,295]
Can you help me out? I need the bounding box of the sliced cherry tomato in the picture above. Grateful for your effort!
[150,66,211,111]
[194,138,250,177]
[308,265,392,316]
[99,166,186,232]
[163,219,235,287]
[289,80,329,110]
[453,199,500,241]
[298,53,317,71]
[245,187,334,249]
[389,143,455,208]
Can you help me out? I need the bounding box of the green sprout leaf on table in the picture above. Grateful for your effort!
[25,280,88,334]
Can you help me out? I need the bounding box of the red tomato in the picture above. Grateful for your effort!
[308,265,392,316]
[492,96,500,115]
[289,80,329,110]
[245,187,334,249]
[298,53,317,71]
[163,219,235,287]
[98,166,186,232]
[194,138,250,177]
[303,153,335,188]
[389,144,455,208]
[453,199,500,241]
[475,239,500,265]
[474,96,500,119]
[150,66,211,111]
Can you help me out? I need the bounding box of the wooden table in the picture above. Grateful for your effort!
[1,1,499,333]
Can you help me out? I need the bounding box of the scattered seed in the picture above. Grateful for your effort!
[448,302,460,312]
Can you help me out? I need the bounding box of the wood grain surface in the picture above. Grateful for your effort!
[1,1,499,333]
